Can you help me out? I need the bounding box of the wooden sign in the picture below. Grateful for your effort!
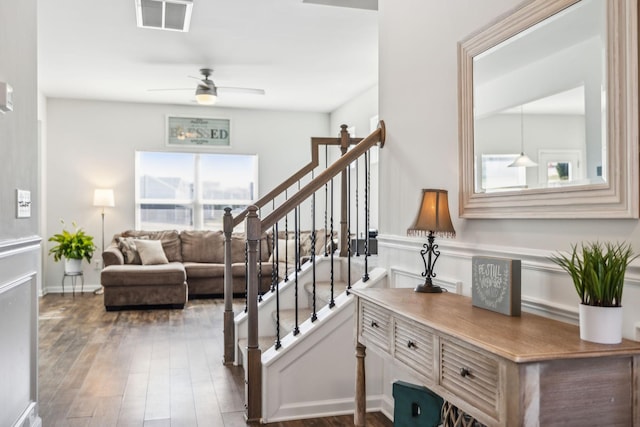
[166,116,230,147]
[472,256,521,316]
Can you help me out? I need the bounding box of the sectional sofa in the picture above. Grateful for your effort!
[100,228,331,310]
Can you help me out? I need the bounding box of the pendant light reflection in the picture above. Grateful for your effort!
[508,105,537,168]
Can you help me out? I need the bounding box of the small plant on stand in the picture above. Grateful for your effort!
[48,220,96,274]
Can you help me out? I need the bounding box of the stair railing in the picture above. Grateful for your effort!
[241,121,385,422]
[222,125,368,365]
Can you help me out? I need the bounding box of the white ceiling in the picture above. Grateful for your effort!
[37,0,379,113]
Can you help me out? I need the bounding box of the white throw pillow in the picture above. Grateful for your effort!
[268,239,297,264]
[135,239,169,265]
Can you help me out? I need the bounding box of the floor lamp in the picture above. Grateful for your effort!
[93,189,115,294]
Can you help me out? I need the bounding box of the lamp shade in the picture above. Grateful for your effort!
[93,189,115,207]
[508,152,538,168]
[407,189,455,237]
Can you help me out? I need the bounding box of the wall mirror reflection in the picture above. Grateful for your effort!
[458,0,638,218]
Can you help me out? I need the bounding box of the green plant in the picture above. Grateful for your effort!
[48,220,96,263]
[550,241,636,307]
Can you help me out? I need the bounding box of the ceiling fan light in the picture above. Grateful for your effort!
[195,85,217,105]
[196,93,217,105]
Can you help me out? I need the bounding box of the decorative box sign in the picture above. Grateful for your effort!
[167,116,230,147]
[472,256,521,316]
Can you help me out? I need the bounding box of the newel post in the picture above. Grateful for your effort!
[339,124,350,257]
[245,206,262,423]
[223,207,235,365]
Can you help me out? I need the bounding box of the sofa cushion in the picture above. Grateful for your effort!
[269,239,296,263]
[136,239,169,265]
[230,232,272,262]
[183,262,225,278]
[180,230,225,263]
[275,229,333,258]
[116,236,148,264]
[231,261,274,278]
[120,230,182,262]
[101,262,186,286]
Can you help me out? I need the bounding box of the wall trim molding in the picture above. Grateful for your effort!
[0,235,41,259]
[380,234,586,322]
[378,234,640,288]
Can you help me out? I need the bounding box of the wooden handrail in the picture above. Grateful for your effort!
[238,121,385,421]
[231,129,365,228]
[260,120,385,233]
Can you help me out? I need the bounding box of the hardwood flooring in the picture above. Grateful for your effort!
[39,293,392,427]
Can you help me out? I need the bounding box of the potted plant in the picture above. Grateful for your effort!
[48,220,96,274]
[550,241,636,344]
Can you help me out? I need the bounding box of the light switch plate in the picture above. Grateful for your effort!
[16,189,31,218]
[0,82,13,113]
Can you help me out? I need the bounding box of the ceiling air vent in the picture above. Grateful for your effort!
[302,0,377,11]
[135,0,193,32]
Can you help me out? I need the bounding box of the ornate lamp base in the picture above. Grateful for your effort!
[414,281,443,293]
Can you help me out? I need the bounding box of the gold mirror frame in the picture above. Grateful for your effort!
[458,0,638,219]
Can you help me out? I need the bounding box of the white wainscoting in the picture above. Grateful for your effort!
[0,236,42,427]
[376,234,640,327]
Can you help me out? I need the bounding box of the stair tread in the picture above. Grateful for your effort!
[303,281,347,312]
[238,336,277,352]
[304,281,347,299]
[272,307,314,335]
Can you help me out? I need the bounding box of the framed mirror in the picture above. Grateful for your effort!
[458,0,638,218]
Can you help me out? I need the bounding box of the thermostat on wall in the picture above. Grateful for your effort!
[0,82,14,113]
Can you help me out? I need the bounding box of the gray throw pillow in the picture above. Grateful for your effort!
[117,236,148,264]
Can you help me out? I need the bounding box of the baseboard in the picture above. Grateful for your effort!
[13,402,41,427]
[43,284,102,295]
[380,394,394,422]
[264,395,384,423]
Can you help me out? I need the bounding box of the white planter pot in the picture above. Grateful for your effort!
[578,304,623,344]
[64,258,83,274]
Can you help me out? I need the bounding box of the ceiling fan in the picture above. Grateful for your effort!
[148,68,265,105]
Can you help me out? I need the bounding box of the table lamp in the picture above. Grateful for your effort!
[407,189,456,293]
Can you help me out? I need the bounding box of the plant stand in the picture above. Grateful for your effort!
[62,271,84,296]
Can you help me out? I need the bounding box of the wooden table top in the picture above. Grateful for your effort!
[352,288,640,363]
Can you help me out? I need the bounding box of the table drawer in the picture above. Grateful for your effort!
[394,317,435,379]
[360,300,391,352]
[440,338,500,418]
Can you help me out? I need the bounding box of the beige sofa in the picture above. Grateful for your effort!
[100,229,330,310]
[100,230,272,310]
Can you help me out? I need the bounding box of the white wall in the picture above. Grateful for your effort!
[330,85,380,233]
[44,99,330,292]
[0,0,42,425]
[377,0,640,417]
[330,85,378,138]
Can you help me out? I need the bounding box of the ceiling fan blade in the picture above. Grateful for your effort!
[217,86,266,95]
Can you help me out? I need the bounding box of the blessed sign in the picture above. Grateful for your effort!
[167,116,230,147]
[472,256,521,316]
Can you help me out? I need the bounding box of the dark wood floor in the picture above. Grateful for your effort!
[39,293,392,427]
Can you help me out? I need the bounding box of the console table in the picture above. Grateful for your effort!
[352,288,640,427]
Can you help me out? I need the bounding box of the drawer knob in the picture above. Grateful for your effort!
[407,340,417,349]
[460,367,472,378]
[370,320,379,328]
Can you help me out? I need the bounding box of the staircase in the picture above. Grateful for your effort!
[235,256,387,422]
[223,122,386,422]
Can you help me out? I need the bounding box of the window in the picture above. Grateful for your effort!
[135,151,257,230]
[480,154,526,192]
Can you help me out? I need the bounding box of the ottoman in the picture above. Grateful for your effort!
[100,262,187,310]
